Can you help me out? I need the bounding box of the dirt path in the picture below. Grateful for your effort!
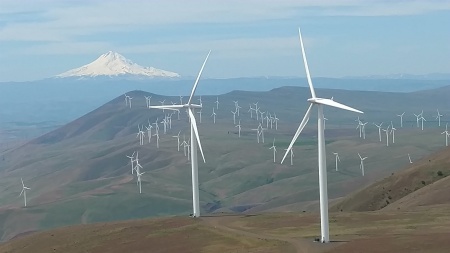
[201,215,325,253]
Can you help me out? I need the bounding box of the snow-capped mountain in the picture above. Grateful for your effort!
[56,51,180,78]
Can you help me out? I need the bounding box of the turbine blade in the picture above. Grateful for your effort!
[21,178,24,187]
[19,189,24,196]
[281,103,314,164]
[188,109,206,163]
[314,98,363,114]
[298,27,316,99]
[188,50,211,105]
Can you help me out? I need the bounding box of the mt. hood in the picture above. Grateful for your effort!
[56,51,180,78]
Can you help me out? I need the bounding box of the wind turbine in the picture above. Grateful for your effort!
[215,97,219,110]
[145,121,153,143]
[414,113,421,128]
[285,148,294,166]
[382,126,390,146]
[333,152,340,172]
[436,109,443,127]
[420,114,426,130]
[124,94,129,106]
[408,153,413,164]
[136,125,145,145]
[397,112,405,128]
[390,124,397,144]
[180,134,188,156]
[231,110,237,124]
[258,123,266,143]
[149,51,210,217]
[144,96,152,108]
[442,123,449,147]
[273,113,279,130]
[281,28,363,243]
[173,131,181,151]
[197,109,203,124]
[251,126,260,143]
[136,171,145,194]
[269,138,277,163]
[235,120,241,138]
[373,122,383,142]
[19,178,31,207]
[248,104,255,119]
[358,153,368,176]
[361,122,368,139]
[128,96,133,108]
[126,151,136,175]
[211,108,217,124]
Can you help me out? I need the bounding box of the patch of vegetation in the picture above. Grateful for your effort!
[437,170,444,177]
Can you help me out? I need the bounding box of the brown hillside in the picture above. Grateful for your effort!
[331,146,450,212]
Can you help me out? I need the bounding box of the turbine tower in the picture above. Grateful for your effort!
[281,28,363,243]
[373,122,383,142]
[149,51,211,217]
[397,112,405,128]
[442,123,449,147]
[269,138,277,163]
[19,178,31,207]
[235,120,241,138]
[436,109,443,127]
[408,153,413,164]
[358,153,368,176]
[333,152,340,172]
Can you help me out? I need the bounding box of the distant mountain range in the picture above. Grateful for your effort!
[55,51,180,79]
[344,73,450,80]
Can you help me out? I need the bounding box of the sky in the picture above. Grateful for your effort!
[0,0,449,82]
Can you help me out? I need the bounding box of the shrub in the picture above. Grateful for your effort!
[437,171,444,177]
[421,180,426,185]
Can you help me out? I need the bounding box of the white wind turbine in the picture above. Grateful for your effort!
[159,100,166,112]
[124,94,129,106]
[390,123,397,144]
[248,104,255,119]
[136,125,145,145]
[136,170,145,194]
[153,131,160,148]
[173,131,181,151]
[273,113,279,130]
[333,152,340,172]
[358,153,368,176]
[197,109,203,123]
[251,126,260,143]
[420,114,426,130]
[180,134,188,156]
[258,123,266,143]
[128,96,133,108]
[146,121,153,143]
[361,122,368,139]
[19,178,31,207]
[215,96,219,110]
[235,120,241,138]
[281,28,363,243]
[126,151,136,175]
[397,112,405,128]
[408,153,413,164]
[144,96,152,108]
[211,108,217,124]
[269,138,277,163]
[236,103,242,117]
[149,51,210,217]
[254,102,260,120]
[436,109,443,127]
[413,113,421,128]
[382,126,390,146]
[442,123,449,147]
[373,122,383,142]
[284,148,294,166]
[231,110,237,124]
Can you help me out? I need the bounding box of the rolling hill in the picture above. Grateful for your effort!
[1,85,450,241]
[331,146,450,212]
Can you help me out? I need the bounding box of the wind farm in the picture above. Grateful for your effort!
[1,5,450,251]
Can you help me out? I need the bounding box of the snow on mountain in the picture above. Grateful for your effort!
[56,51,180,78]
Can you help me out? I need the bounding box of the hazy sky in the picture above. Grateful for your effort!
[1,0,449,82]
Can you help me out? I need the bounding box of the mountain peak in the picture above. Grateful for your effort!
[55,52,180,79]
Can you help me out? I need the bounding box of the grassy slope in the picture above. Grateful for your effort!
[331,146,450,212]
[1,87,450,241]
